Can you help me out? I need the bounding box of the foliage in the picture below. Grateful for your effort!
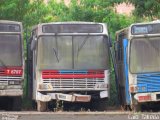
[0,0,29,21]
[124,0,160,20]
[23,0,53,28]
[103,12,135,39]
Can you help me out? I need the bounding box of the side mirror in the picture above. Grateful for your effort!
[31,38,36,51]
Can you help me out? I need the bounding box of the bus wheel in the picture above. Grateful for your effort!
[37,101,47,112]
[12,97,22,111]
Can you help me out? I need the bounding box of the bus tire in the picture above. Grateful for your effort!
[37,101,47,112]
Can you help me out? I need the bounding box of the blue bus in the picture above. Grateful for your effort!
[115,21,160,111]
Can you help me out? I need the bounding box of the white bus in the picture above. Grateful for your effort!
[0,20,24,110]
[29,22,110,111]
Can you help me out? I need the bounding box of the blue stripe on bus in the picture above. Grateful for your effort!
[123,38,131,105]
[137,73,160,93]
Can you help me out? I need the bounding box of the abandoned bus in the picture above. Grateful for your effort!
[115,21,160,111]
[0,20,24,110]
[29,22,110,111]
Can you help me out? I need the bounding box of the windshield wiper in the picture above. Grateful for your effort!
[53,35,59,63]
[53,48,59,63]
[77,35,89,57]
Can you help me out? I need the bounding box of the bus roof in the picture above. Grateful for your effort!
[32,21,108,36]
[130,20,160,27]
[35,21,105,26]
[116,20,160,39]
[0,20,22,25]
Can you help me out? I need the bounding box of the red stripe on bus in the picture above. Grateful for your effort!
[0,67,23,76]
[42,74,104,79]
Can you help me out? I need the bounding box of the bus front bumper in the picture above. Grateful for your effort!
[36,91,108,102]
[134,92,160,103]
[0,89,23,96]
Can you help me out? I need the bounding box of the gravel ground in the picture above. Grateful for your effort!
[1,111,160,120]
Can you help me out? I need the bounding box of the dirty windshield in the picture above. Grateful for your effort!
[130,37,160,73]
[0,34,22,67]
[37,35,109,70]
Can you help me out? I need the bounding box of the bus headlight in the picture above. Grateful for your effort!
[38,83,53,90]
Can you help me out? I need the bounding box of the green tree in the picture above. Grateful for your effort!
[124,0,160,20]
[47,0,69,21]
[0,0,29,21]
[23,0,53,28]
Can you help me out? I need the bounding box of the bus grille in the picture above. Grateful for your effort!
[0,76,23,85]
[43,78,105,89]
[137,73,160,92]
[42,70,105,90]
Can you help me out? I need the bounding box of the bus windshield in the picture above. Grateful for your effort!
[0,34,22,67]
[130,37,160,73]
[37,35,109,70]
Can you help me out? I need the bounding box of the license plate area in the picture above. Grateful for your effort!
[55,93,91,102]
[56,93,73,101]
[58,94,67,100]
[75,95,91,102]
